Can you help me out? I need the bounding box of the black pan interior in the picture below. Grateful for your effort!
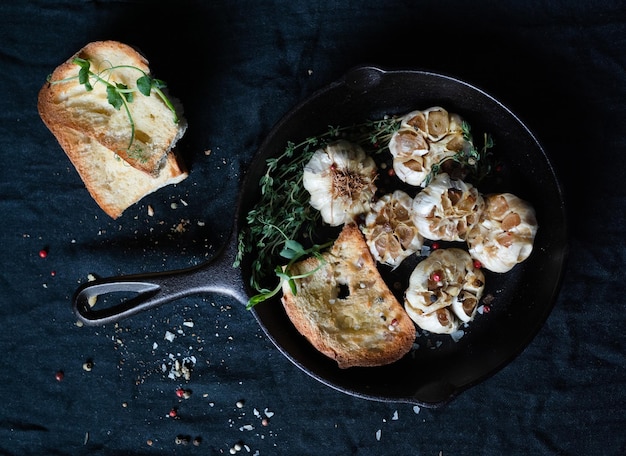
[239,67,567,406]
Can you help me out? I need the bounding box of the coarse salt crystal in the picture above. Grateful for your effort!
[164,331,176,342]
[392,410,398,420]
[413,405,421,414]
[375,429,382,441]
[450,329,465,342]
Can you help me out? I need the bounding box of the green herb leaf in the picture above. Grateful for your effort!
[116,82,133,103]
[106,85,123,110]
[73,58,93,91]
[280,239,305,259]
[136,75,152,96]
[287,278,297,296]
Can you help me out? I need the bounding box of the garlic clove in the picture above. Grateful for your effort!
[405,306,459,335]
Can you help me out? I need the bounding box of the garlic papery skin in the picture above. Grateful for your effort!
[467,193,538,273]
[303,140,377,226]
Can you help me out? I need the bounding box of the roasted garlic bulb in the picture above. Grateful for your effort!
[362,190,423,268]
[404,248,485,334]
[412,173,484,242]
[303,140,378,226]
[388,107,470,187]
[467,193,538,273]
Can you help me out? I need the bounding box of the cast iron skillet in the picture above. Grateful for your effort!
[72,66,568,407]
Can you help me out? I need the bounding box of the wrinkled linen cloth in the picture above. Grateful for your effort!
[0,1,624,454]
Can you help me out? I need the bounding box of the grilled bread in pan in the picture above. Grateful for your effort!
[281,224,416,368]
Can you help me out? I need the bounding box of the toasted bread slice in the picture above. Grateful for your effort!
[50,124,187,219]
[38,40,187,176]
[281,224,416,368]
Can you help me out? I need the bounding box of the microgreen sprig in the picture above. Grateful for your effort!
[245,225,332,309]
[48,57,178,153]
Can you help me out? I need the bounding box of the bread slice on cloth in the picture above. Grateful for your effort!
[38,40,188,218]
[281,224,416,368]
[51,124,187,219]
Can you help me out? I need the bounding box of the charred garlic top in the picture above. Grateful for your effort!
[303,140,377,226]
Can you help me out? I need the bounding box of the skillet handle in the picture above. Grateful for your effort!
[72,242,247,326]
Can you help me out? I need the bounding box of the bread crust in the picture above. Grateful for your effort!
[281,224,416,368]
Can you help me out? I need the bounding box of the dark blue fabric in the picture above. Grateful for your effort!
[1,1,625,454]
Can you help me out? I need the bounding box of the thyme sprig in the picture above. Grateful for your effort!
[47,57,178,153]
[426,121,494,185]
[458,120,494,181]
